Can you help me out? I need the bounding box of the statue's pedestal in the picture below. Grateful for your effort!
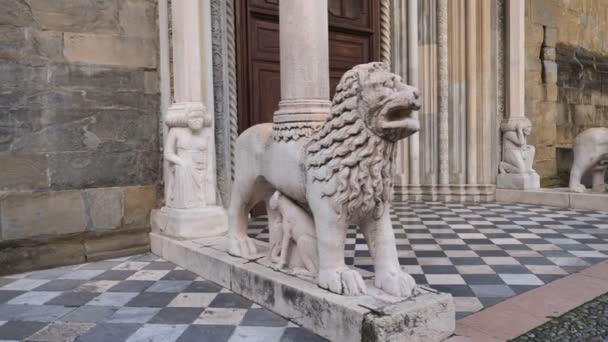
[497,172,540,190]
[592,166,606,193]
[150,233,455,342]
[151,206,227,239]
[496,188,608,211]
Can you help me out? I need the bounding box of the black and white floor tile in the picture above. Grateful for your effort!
[248,201,608,319]
[0,254,325,342]
[1,201,606,341]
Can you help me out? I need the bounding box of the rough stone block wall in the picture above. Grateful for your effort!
[0,0,160,274]
[525,0,608,180]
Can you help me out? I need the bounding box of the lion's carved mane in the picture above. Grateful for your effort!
[306,66,395,219]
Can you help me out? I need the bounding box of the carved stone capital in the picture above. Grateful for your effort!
[166,102,212,127]
[499,117,531,133]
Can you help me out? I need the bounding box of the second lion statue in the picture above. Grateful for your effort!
[228,62,421,297]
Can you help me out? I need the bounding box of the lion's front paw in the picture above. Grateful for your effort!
[227,234,258,260]
[570,183,587,193]
[376,270,416,297]
[318,268,367,296]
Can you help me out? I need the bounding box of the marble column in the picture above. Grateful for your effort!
[437,0,449,190]
[407,0,421,196]
[151,0,228,238]
[392,0,409,186]
[273,0,331,127]
[497,0,540,190]
[465,0,478,186]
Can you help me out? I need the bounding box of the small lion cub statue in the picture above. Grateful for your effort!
[268,191,318,277]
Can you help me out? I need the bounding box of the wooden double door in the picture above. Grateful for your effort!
[236,0,381,132]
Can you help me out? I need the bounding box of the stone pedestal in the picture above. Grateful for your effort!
[497,188,608,212]
[591,164,606,193]
[151,233,455,342]
[151,207,227,239]
[497,172,540,190]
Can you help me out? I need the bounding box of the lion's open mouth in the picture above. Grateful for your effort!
[379,97,420,132]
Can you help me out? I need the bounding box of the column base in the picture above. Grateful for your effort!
[497,172,540,190]
[151,206,227,239]
[394,184,496,202]
[273,99,330,124]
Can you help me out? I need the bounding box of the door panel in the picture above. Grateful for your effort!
[250,62,281,125]
[249,19,280,62]
[236,0,380,133]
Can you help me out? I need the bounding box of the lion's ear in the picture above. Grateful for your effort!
[377,62,389,71]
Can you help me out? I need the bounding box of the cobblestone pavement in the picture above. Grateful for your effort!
[0,254,326,342]
[511,292,608,342]
[249,201,608,319]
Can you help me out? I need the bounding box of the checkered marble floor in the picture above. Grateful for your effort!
[0,254,325,342]
[248,201,608,319]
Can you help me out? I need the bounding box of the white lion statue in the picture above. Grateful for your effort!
[227,62,421,297]
[569,127,608,193]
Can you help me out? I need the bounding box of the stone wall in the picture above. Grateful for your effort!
[525,0,608,181]
[0,0,160,274]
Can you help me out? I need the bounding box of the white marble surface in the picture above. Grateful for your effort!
[228,63,421,298]
[569,127,608,193]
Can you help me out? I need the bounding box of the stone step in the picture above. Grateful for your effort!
[150,232,455,342]
[496,188,608,212]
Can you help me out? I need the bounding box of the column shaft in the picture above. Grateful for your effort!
[438,0,449,187]
[506,0,525,119]
[171,0,209,103]
[392,0,409,185]
[407,0,420,188]
[275,0,331,124]
[466,0,477,185]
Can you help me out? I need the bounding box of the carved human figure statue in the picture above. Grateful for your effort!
[499,118,536,174]
[164,104,213,209]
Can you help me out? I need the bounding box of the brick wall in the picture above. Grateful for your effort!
[0,0,161,274]
[525,0,608,181]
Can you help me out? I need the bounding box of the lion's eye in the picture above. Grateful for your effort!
[383,80,394,88]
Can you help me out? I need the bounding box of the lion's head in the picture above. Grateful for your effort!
[352,62,420,141]
[306,62,421,218]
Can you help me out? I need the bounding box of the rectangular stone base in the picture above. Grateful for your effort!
[150,233,455,342]
[496,188,608,211]
[394,184,496,202]
[151,206,227,239]
[497,173,540,190]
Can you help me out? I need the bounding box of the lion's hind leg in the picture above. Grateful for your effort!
[569,154,603,193]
